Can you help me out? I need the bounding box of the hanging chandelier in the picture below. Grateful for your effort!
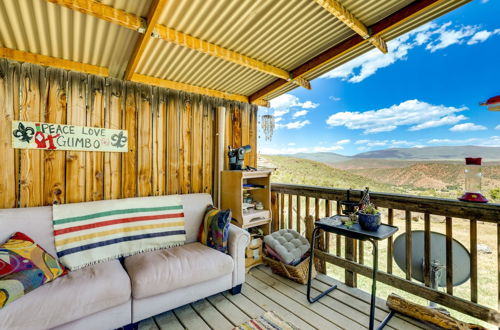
[261,114,275,141]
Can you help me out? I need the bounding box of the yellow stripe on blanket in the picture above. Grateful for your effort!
[55,221,185,246]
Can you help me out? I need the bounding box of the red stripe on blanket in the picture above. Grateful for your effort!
[54,213,184,236]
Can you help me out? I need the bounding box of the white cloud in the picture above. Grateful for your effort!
[292,110,308,118]
[428,136,500,147]
[288,142,296,146]
[409,114,466,131]
[449,123,487,132]
[467,29,500,45]
[355,139,415,148]
[329,96,341,101]
[313,145,344,152]
[425,22,478,52]
[302,101,319,109]
[336,139,350,145]
[277,120,311,129]
[320,21,500,83]
[326,99,467,134]
[496,125,500,130]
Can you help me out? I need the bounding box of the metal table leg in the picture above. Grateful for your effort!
[368,238,378,330]
[307,226,337,303]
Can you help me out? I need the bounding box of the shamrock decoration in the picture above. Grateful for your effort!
[13,122,35,143]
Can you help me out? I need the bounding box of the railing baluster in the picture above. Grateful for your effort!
[424,213,431,287]
[288,194,293,229]
[271,192,279,233]
[359,240,364,265]
[405,210,412,281]
[446,216,453,295]
[336,201,341,257]
[296,195,301,235]
[315,198,320,220]
[325,200,331,253]
[470,219,477,303]
[305,196,310,219]
[387,208,394,274]
[279,193,285,230]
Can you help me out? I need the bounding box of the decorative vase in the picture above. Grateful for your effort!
[358,213,381,231]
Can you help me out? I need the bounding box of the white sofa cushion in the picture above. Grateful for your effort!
[0,260,131,330]
[125,242,234,299]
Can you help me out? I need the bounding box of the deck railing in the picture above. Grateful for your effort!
[270,183,500,326]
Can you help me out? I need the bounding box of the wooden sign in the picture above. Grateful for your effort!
[12,121,128,152]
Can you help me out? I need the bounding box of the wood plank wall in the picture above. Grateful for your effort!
[0,60,258,209]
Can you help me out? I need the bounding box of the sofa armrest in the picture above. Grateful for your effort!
[228,224,250,287]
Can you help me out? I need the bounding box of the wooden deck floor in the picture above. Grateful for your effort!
[137,265,425,330]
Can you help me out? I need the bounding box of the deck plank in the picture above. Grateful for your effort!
[154,311,184,330]
[315,273,425,329]
[206,293,251,326]
[221,291,266,318]
[241,281,315,330]
[251,268,364,329]
[191,298,234,330]
[173,304,210,330]
[246,273,341,329]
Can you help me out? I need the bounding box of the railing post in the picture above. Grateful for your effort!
[345,237,357,287]
[271,192,279,233]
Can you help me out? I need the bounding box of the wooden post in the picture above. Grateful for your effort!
[336,201,342,257]
[424,213,431,287]
[405,210,412,281]
[470,219,477,303]
[288,194,293,229]
[296,195,301,234]
[387,208,394,274]
[214,106,225,207]
[271,192,279,233]
[446,217,453,295]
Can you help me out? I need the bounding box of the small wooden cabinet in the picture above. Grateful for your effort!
[221,170,272,272]
[221,170,272,234]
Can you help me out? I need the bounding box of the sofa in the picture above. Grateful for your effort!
[0,193,250,330]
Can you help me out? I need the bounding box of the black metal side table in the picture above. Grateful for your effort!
[306,216,398,330]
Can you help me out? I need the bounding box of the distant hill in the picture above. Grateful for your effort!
[277,146,500,163]
[353,146,500,160]
[284,152,349,164]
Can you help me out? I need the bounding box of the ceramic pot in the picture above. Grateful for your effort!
[358,213,381,231]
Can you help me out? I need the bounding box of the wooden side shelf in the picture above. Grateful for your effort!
[221,170,272,233]
[221,170,272,272]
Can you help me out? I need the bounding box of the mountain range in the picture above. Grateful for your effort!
[289,146,500,163]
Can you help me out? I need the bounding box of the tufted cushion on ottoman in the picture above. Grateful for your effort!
[263,229,309,265]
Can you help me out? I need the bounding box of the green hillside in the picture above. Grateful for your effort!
[262,155,405,193]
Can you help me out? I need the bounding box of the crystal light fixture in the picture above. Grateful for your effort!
[261,114,275,141]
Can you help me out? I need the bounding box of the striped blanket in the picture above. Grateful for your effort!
[52,195,185,270]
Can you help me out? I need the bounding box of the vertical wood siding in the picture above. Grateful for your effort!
[0,60,258,209]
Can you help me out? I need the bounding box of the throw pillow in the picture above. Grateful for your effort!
[198,205,231,253]
[0,232,68,308]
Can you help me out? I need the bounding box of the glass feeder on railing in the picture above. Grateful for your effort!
[459,157,488,203]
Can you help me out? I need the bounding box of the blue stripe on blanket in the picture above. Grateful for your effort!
[56,230,186,257]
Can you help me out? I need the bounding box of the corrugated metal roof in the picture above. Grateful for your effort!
[0,0,471,102]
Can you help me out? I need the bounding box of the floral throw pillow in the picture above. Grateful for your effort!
[198,205,231,253]
[0,232,68,308]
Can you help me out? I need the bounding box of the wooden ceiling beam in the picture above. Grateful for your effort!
[250,0,447,103]
[45,0,312,91]
[124,0,167,80]
[152,25,311,90]
[46,0,145,32]
[131,73,261,105]
[313,0,387,53]
[0,47,108,76]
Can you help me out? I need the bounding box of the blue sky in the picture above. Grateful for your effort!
[258,0,500,156]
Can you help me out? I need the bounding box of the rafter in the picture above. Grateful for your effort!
[152,25,311,90]
[313,0,387,53]
[44,0,311,90]
[46,0,145,31]
[0,47,108,76]
[250,0,448,103]
[124,0,167,80]
[131,74,252,105]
